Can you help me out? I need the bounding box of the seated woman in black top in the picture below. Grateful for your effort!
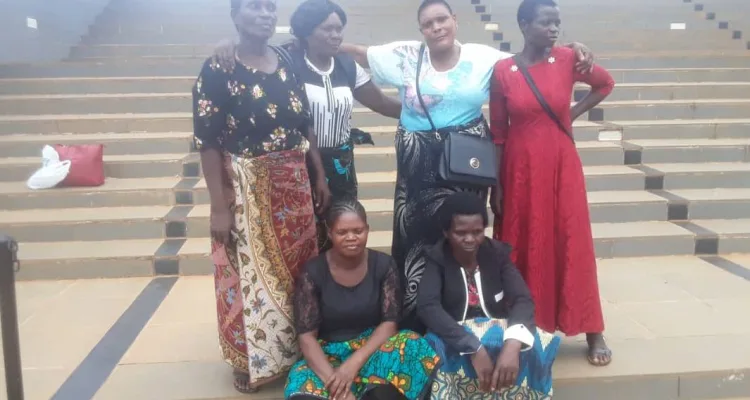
[286,200,439,400]
[418,192,561,399]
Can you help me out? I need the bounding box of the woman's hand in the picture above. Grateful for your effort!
[567,42,594,74]
[470,347,495,392]
[325,360,359,400]
[491,340,522,392]
[210,207,233,244]
[313,178,332,214]
[213,38,237,71]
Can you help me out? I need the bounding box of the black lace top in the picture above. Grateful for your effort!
[293,250,402,342]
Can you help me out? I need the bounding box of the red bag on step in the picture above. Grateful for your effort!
[53,144,105,187]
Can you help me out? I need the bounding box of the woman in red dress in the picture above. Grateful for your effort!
[489,0,615,366]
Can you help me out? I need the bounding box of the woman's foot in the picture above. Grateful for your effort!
[586,333,612,366]
[233,369,258,394]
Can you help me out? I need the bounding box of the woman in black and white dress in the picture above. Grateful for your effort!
[216,0,401,252]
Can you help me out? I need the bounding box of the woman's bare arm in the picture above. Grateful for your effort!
[353,81,401,119]
[339,43,370,68]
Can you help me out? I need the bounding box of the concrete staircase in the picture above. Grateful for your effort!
[0,0,748,281]
[1,0,750,399]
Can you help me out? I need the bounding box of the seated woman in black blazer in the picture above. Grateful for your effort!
[418,192,561,399]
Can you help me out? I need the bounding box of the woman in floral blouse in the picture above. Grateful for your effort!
[192,0,331,393]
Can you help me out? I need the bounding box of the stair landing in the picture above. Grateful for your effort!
[4,255,750,400]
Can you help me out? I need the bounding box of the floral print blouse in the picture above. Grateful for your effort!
[192,49,313,157]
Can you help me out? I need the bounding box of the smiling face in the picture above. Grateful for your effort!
[306,12,344,58]
[417,2,457,53]
[232,0,278,40]
[329,211,369,258]
[445,214,486,257]
[521,4,561,48]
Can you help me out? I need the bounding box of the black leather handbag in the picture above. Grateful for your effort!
[415,44,498,188]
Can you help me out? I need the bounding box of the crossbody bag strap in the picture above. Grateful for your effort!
[513,55,574,142]
[415,43,438,133]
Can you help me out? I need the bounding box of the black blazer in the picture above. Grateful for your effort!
[417,238,536,355]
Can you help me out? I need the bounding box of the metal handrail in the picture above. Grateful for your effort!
[0,235,23,400]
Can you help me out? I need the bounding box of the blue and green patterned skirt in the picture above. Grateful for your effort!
[424,318,560,399]
[285,329,440,399]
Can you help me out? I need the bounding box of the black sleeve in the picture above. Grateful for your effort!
[380,257,403,322]
[417,259,482,354]
[192,57,230,151]
[498,249,536,333]
[293,269,321,335]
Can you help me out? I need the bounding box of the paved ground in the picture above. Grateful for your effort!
[2,254,750,399]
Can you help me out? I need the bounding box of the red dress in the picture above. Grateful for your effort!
[489,47,615,335]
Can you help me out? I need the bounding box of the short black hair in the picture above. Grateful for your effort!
[290,0,347,40]
[417,0,454,22]
[517,0,558,26]
[439,191,488,231]
[325,198,367,228]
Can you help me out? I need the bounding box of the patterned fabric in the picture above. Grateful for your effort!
[314,129,374,252]
[284,329,441,399]
[192,52,312,158]
[425,318,560,400]
[315,142,358,252]
[366,41,512,132]
[490,47,615,335]
[212,149,318,387]
[391,116,490,332]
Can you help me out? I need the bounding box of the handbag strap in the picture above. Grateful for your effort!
[513,55,574,142]
[415,43,438,133]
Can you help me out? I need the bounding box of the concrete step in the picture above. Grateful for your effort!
[637,162,750,190]
[61,51,750,70]
[0,77,199,95]
[13,219,750,279]
[0,140,623,173]
[2,163,748,211]
[597,99,750,121]
[0,132,193,156]
[606,118,750,141]
[0,153,191,182]
[577,51,750,69]
[594,82,750,101]
[67,32,745,58]
[0,177,183,210]
[6,189,750,243]
[2,132,747,167]
[81,18,730,45]
[2,61,749,80]
[2,82,749,117]
[4,90,750,116]
[624,139,750,164]
[0,110,450,134]
[3,110,750,138]
[1,69,747,95]
[596,68,750,84]
[0,91,396,115]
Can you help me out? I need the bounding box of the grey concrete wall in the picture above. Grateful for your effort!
[0,0,110,63]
